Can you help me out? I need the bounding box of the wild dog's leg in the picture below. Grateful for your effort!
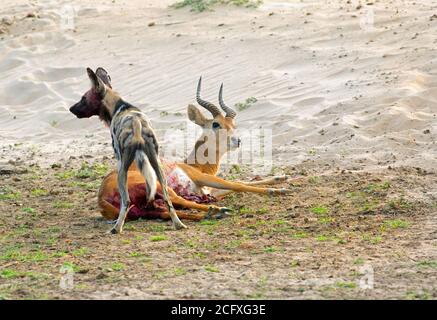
[155,163,187,229]
[111,159,131,234]
[145,146,186,229]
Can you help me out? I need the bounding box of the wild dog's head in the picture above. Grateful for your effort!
[188,77,241,158]
[69,67,113,121]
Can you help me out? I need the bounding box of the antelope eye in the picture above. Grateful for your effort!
[212,122,220,129]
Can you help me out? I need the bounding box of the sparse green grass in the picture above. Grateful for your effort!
[72,248,89,257]
[383,219,409,230]
[150,235,167,242]
[53,201,74,209]
[0,187,21,201]
[192,252,206,260]
[31,188,49,197]
[68,181,100,190]
[364,181,391,193]
[315,235,329,241]
[417,260,437,269]
[346,189,383,213]
[235,97,258,111]
[318,216,334,224]
[225,239,243,250]
[204,265,219,273]
[362,233,383,244]
[291,232,308,239]
[0,160,430,299]
[200,220,217,226]
[308,176,321,184]
[21,207,35,214]
[0,269,50,280]
[62,262,80,272]
[147,224,168,233]
[174,267,187,276]
[310,206,329,215]
[170,0,262,13]
[353,258,365,265]
[0,269,20,279]
[55,163,109,181]
[257,207,268,214]
[387,197,412,210]
[76,163,109,179]
[335,281,357,289]
[290,260,300,267]
[238,206,253,214]
[54,170,75,180]
[110,262,125,271]
[406,291,430,300]
[359,199,380,213]
[246,292,266,299]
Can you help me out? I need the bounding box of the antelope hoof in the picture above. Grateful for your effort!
[268,188,292,196]
[216,207,233,219]
[280,188,292,194]
[205,207,233,220]
[274,175,289,182]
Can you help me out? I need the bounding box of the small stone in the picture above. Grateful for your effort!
[96,272,108,279]
[287,212,299,218]
[0,164,27,175]
[148,22,155,27]
[2,16,13,25]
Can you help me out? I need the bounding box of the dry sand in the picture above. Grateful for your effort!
[0,0,435,171]
[0,0,436,300]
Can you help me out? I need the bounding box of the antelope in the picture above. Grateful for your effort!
[98,76,290,222]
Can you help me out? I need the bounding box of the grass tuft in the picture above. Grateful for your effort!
[171,0,263,12]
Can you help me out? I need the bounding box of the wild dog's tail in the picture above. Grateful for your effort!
[132,118,157,202]
[132,118,144,145]
[135,149,157,202]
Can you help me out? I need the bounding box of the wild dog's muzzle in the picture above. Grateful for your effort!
[69,102,86,118]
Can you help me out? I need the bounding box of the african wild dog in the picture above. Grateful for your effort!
[69,67,186,233]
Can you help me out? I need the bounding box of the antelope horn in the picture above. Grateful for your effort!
[196,76,221,117]
[219,83,237,119]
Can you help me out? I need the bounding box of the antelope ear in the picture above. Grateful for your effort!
[187,104,207,126]
[86,67,106,96]
[96,67,112,88]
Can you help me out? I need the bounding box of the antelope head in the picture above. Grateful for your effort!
[187,77,241,167]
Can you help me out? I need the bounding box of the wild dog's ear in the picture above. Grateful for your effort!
[96,67,112,89]
[187,104,207,126]
[86,67,106,96]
